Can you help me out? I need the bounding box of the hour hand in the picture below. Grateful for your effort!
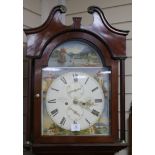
[81,100,94,107]
[73,99,94,108]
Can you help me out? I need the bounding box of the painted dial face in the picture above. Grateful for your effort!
[46,72,104,131]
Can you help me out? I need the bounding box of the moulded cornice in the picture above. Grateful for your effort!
[24,5,129,59]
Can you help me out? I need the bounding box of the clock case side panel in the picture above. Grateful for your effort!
[33,31,119,144]
[23,47,35,150]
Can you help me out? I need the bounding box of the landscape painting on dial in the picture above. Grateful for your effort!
[48,40,103,67]
[41,67,111,136]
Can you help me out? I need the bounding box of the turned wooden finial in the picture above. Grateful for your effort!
[73,17,82,29]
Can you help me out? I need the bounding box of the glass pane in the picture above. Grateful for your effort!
[48,40,103,67]
[41,67,111,136]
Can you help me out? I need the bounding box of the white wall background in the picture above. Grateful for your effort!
[23,0,132,155]
[23,0,41,43]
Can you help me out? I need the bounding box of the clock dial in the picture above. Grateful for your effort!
[46,72,104,131]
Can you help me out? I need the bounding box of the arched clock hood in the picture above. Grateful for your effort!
[24,5,129,59]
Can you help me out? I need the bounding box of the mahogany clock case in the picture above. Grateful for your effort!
[24,5,129,155]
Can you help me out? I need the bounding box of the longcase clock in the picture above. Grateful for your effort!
[24,5,129,155]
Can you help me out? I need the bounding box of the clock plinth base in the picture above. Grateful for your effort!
[31,143,128,155]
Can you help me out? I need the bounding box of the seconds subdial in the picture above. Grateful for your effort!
[66,83,84,99]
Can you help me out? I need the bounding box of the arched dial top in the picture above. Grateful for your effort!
[48,40,103,67]
[46,72,104,131]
